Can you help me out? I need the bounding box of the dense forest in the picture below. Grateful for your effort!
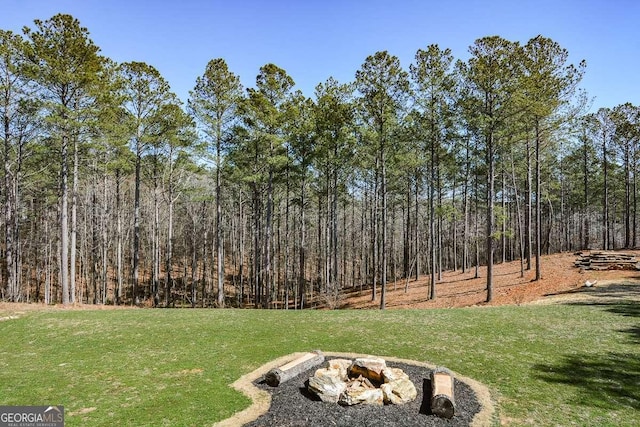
[1,14,638,308]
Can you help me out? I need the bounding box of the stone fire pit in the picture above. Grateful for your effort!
[308,356,417,406]
[214,351,496,427]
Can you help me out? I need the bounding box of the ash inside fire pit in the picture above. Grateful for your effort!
[247,358,482,427]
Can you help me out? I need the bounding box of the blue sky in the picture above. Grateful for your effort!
[2,0,638,111]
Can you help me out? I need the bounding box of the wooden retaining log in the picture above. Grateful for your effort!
[264,350,325,387]
[431,367,455,419]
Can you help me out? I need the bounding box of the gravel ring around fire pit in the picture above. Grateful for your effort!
[215,352,495,427]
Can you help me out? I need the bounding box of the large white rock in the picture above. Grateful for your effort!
[308,368,347,403]
[382,367,409,383]
[328,359,352,381]
[381,377,417,405]
[349,356,387,383]
[339,377,384,406]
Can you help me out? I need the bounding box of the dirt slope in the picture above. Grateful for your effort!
[339,251,640,309]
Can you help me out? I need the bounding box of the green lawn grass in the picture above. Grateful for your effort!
[0,300,638,426]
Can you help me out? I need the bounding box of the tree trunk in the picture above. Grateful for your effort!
[371,169,378,302]
[526,137,532,270]
[265,165,274,308]
[380,143,388,310]
[462,138,470,273]
[165,190,174,307]
[437,162,443,281]
[474,169,480,279]
[486,130,494,303]
[152,161,160,306]
[44,218,51,305]
[284,169,291,309]
[404,178,411,278]
[414,175,420,281]
[511,155,525,278]
[452,177,458,271]
[624,143,631,248]
[429,139,437,300]
[535,123,542,281]
[603,127,609,250]
[582,129,590,249]
[101,172,108,304]
[116,169,123,305]
[3,108,16,301]
[239,195,246,307]
[634,146,638,248]
[361,191,367,291]
[216,127,224,307]
[351,195,357,289]
[91,186,98,304]
[298,177,306,309]
[501,169,506,263]
[331,163,339,300]
[60,131,70,305]
[324,173,330,296]
[201,201,210,307]
[70,135,79,303]
[252,184,262,308]
[133,145,141,305]
[190,214,198,308]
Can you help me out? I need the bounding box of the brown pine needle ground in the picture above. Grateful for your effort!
[340,251,640,309]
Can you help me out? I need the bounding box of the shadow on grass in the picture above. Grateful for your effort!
[544,282,640,302]
[622,326,640,344]
[534,297,640,410]
[533,351,640,410]
[566,300,640,339]
[603,301,640,318]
